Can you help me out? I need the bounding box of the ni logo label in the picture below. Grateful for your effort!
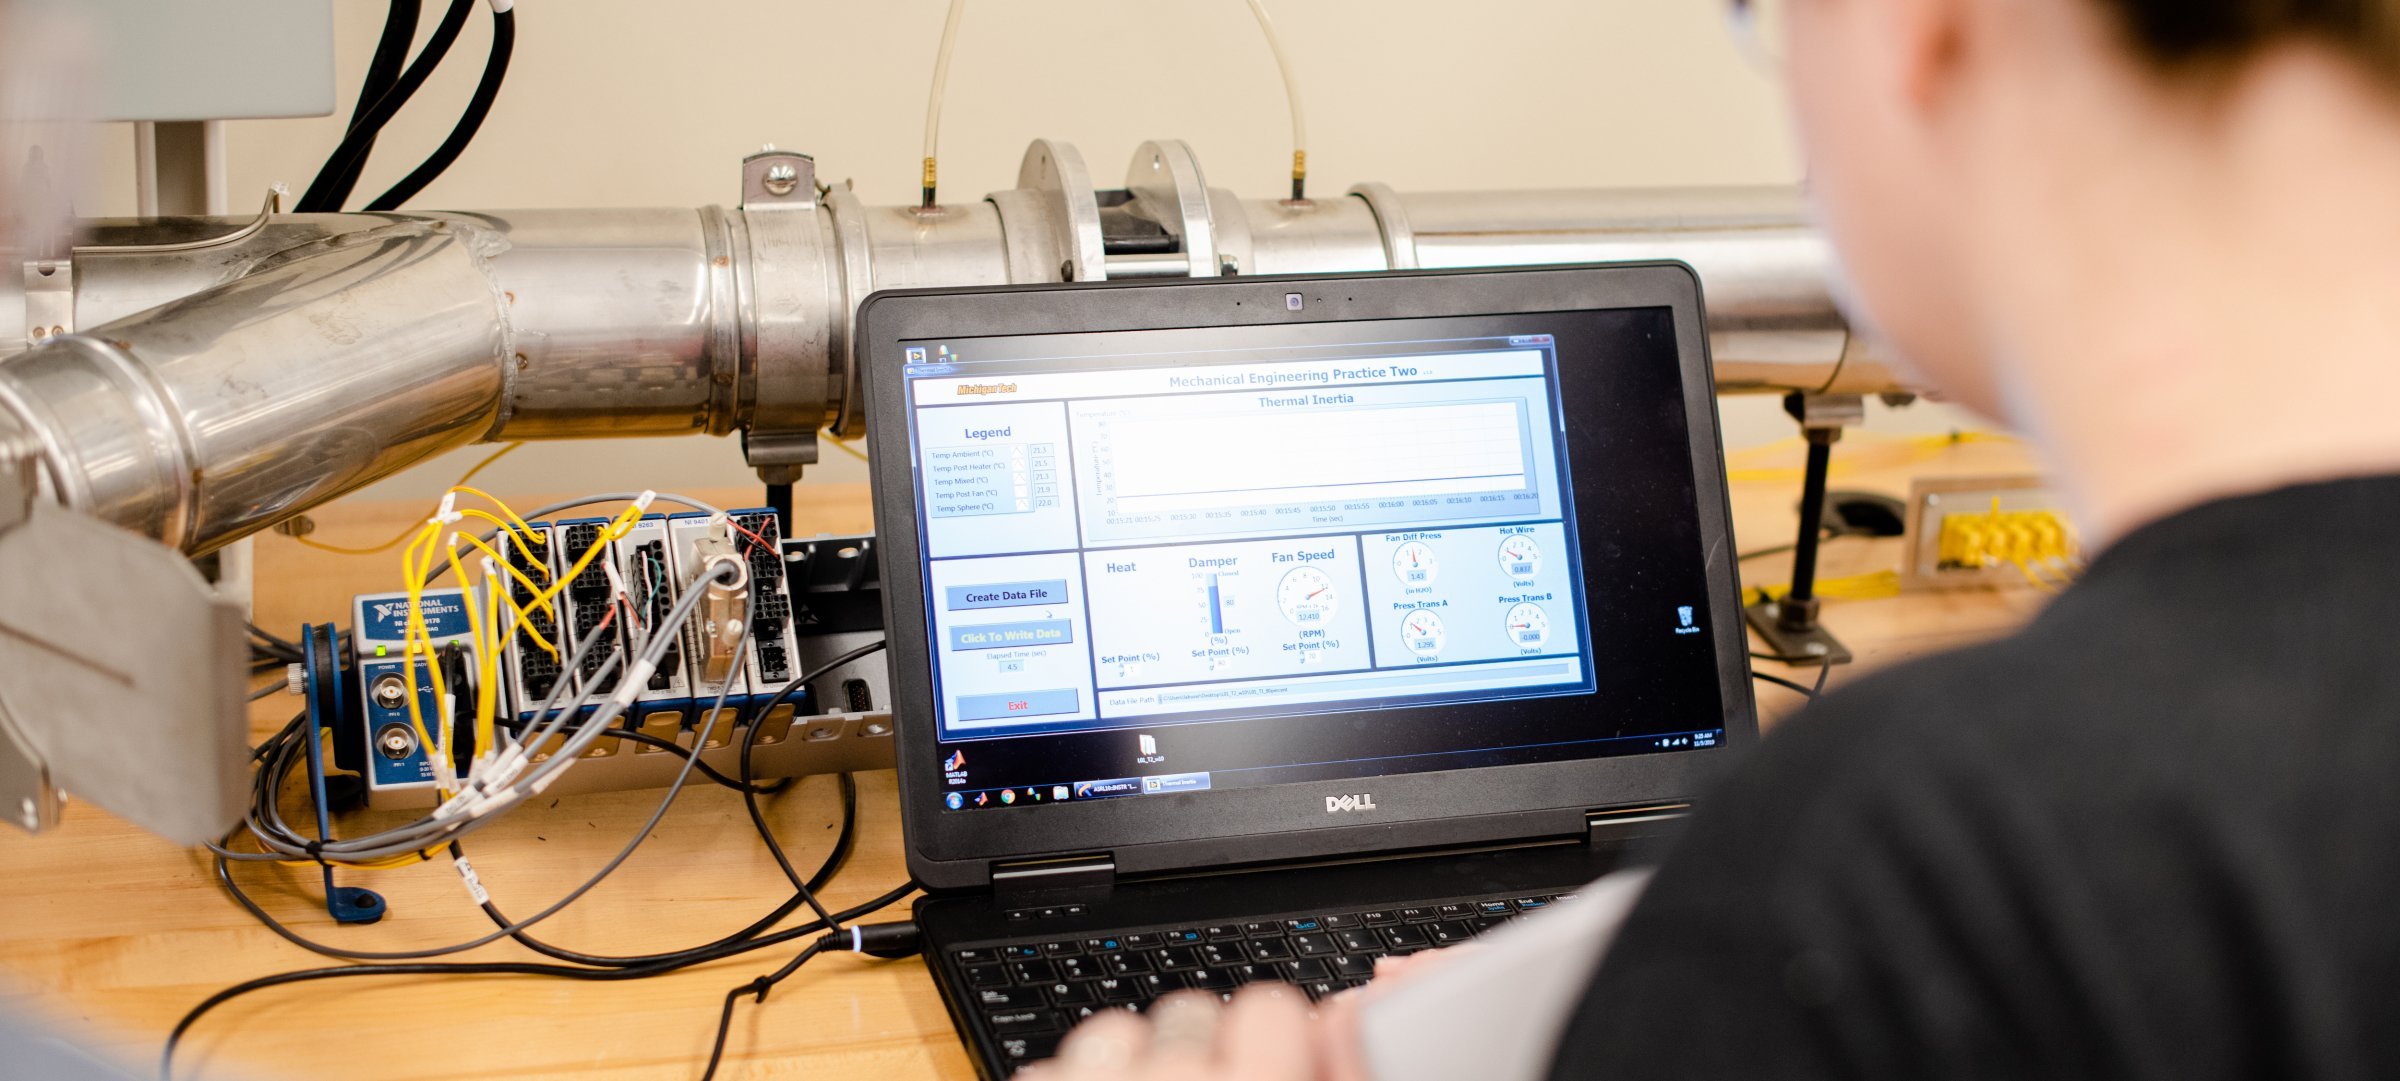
[1324,793,1378,814]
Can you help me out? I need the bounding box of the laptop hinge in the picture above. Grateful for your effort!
[1585,803,1690,846]
[991,853,1117,901]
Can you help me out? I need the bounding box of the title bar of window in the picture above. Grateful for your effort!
[907,349,1547,405]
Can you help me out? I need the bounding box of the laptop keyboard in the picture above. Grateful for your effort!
[950,891,1572,1071]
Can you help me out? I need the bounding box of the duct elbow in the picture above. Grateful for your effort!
[0,219,515,554]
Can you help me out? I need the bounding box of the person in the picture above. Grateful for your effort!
[1024,0,2400,1077]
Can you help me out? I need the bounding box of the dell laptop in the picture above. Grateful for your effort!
[858,263,1758,1077]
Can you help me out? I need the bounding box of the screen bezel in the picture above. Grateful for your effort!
[861,264,1759,890]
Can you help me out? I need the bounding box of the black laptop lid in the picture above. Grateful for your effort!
[861,264,1758,890]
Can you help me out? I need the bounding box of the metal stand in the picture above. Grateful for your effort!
[764,482,794,535]
[1743,393,1861,667]
[300,623,386,924]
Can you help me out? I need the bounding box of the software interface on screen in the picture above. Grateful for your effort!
[901,310,1728,813]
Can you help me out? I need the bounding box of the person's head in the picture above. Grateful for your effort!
[1760,0,2400,430]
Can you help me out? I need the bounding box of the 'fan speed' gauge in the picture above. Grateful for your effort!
[1505,602,1550,650]
[1497,534,1543,581]
[1400,609,1447,658]
[1392,540,1439,586]
[1277,566,1336,626]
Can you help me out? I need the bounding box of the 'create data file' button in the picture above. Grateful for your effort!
[945,580,1071,611]
[956,688,1082,722]
[949,620,1076,650]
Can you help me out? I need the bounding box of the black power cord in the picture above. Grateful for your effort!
[363,2,515,211]
[313,0,422,210]
[690,639,905,1077]
[295,0,476,213]
[1751,660,1835,701]
[194,634,899,1075]
[456,772,858,969]
[163,882,920,1081]
[701,922,924,1081]
[492,715,796,796]
[739,639,891,932]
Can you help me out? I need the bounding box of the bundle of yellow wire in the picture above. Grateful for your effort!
[390,488,642,800]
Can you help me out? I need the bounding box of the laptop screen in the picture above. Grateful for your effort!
[898,308,1727,813]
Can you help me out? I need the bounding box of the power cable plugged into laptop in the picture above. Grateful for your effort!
[700,920,924,1081]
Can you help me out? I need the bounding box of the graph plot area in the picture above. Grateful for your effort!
[1074,380,1558,546]
[1105,402,1526,512]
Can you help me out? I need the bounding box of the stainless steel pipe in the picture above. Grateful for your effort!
[0,218,512,554]
[0,140,1893,554]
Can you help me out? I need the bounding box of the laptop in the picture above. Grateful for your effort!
[857,263,1757,1077]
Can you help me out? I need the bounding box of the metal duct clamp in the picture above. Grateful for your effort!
[739,147,837,484]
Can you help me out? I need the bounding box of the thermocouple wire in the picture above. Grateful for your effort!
[1244,0,1310,201]
[921,0,969,210]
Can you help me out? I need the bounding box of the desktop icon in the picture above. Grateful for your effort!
[1053,785,1071,802]
[944,749,966,772]
[1677,605,1695,628]
[1000,788,1016,805]
[1138,734,1158,757]
[905,346,927,363]
[945,792,964,810]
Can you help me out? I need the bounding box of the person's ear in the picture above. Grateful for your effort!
[1891,0,1974,112]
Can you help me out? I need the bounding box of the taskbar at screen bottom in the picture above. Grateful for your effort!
[933,728,1723,812]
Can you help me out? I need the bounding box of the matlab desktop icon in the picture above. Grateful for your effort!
[944,749,966,772]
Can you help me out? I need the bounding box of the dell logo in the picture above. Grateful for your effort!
[1325,793,1377,814]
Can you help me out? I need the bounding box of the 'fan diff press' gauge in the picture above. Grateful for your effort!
[1497,534,1542,581]
[1277,565,1336,626]
[1400,609,1447,658]
[1505,601,1550,650]
[1392,540,1438,586]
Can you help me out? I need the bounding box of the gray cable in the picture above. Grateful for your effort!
[233,559,734,862]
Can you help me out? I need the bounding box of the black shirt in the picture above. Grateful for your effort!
[1550,476,2400,1081]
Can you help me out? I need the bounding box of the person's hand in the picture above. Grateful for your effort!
[1025,985,1326,1081]
[1025,947,1479,1081]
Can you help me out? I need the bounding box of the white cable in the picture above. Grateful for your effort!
[921,0,969,205]
[1243,0,1309,195]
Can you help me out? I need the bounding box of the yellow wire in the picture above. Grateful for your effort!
[396,523,447,792]
[1746,570,1903,605]
[824,427,869,463]
[453,530,560,628]
[288,443,524,556]
[448,486,549,554]
[446,542,499,760]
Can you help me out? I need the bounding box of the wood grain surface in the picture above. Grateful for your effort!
[0,434,2048,1080]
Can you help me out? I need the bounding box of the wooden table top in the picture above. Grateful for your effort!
[0,432,2050,1081]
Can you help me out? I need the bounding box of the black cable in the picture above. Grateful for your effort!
[493,716,794,796]
[699,922,923,1080]
[295,0,475,213]
[702,940,828,1081]
[313,0,422,211]
[458,772,858,969]
[1752,670,1819,700]
[162,881,919,1081]
[1813,656,1834,697]
[738,640,889,933]
[363,5,515,211]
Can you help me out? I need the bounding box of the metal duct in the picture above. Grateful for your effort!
[0,140,1892,555]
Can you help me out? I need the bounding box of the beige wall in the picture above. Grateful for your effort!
[78,0,1981,512]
